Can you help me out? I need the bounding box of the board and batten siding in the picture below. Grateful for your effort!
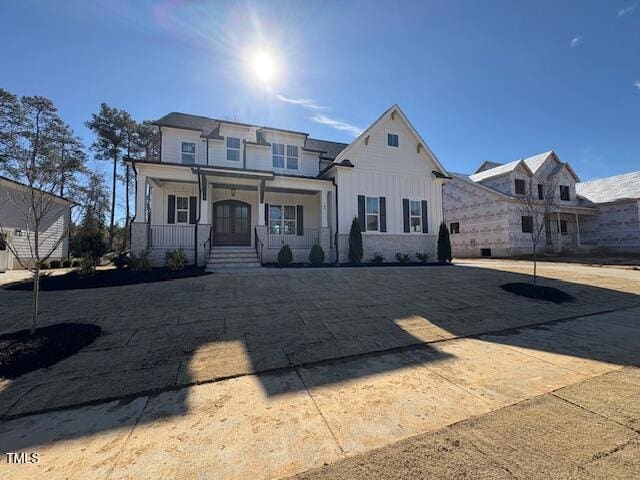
[333,110,445,235]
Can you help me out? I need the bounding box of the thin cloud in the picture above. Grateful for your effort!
[634,80,640,90]
[570,36,582,48]
[311,114,363,137]
[275,94,324,110]
[617,3,637,16]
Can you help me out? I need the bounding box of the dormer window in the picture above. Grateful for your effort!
[272,143,285,168]
[514,179,526,195]
[387,133,399,147]
[181,142,195,164]
[560,185,570,201]
[226,137,240,161]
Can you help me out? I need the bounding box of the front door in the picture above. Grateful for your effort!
[212,200,251,246]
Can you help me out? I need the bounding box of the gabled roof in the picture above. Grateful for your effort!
[304,138,348,160]
[468,150,580,183]
[469,159,533,182]
[474,161,504,173]
[449,172,514,199]
[333,104,449,176]
[576,171,640,203]
[0,175,73,205]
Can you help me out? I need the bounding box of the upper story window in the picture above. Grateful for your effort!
[272,143,285,168]
[410,200,422,232]
[537,184,544,200]
[450,222,460,234]
[176,196,190,224]
[181,142,195,164]
[366,196,379,231]
[560,185,570,201]
[514,179,526,195]
[226,137,240,161]
[286,145,299,169]
[387,133,399,147]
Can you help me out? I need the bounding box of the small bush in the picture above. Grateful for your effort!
[130,249,152,273]
[416,252,431,264]
[348,217,363,264]
[165,248,187,271]
[40,262,50,270]
[277,244,293,266]
[62,259,72,268]
[370,252,384,265]
[309,244,325,265]
[395,253,411,264]
[71,260,81,268]
[49,260,61,269]
[113,252,129,269]
[77,256,96,277]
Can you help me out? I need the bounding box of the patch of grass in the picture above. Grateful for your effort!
[4,266,210,291]
[0,323,101,379]
[501,282,574,303]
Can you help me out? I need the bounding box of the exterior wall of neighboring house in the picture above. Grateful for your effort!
[0,180,70,270]
[330,110,445,262]
[579,200,640,251]
[443,177,512,257]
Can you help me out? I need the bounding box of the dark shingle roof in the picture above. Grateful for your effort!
[304,138,349,160]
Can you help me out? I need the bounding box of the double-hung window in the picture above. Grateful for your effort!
[269,205,296,234]
[286,145,299,169]
[226,137,240,161]
[366,197,379,231]
[176,196,190,224]
[181,142,195,164]
[409,200,422,232]
[387,133,399,147]
[272,143,285,168]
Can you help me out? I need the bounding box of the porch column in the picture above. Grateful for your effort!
[200,178,209,224]
[134,172,147,222]
[575,213,581,246]
[320,189,328,228]
[557,211,562,250]
[257,180,266,226]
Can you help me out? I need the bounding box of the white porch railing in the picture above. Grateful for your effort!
[149,225,195,249]
[267,229,319,249]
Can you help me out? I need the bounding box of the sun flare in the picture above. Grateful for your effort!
[249,50,278,85]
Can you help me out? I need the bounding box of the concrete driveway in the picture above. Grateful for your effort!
[1,261,639,479]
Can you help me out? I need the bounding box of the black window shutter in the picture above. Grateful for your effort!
[189,196,197,224]
[421,200,429,233]
[357,195,366,232]
[168,195,175,224]
[402,198,410,233]
[264,203,269,225]
[379,197,387,232]
[296,205,304,235]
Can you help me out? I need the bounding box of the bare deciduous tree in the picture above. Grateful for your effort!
[517,177,558,286]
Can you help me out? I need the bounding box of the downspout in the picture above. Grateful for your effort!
[195,170,201,267]
[332,175,339,264]
[206,138,209,165]
[243,140,247,169]
[131,161,138,250]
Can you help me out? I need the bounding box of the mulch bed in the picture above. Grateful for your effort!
[501,282,575,303]
[4,267,210,291]
[263,262,451,268]
[0,323,101,379]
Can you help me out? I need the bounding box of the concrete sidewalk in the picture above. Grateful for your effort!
[1,307,638,480]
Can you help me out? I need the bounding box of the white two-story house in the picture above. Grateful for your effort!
[128,105,450,268]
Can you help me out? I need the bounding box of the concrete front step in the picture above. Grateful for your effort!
[209,253,259,260]
[206,262,262,271]
[209,257,259,264]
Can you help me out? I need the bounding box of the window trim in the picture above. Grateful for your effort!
[365,196,380,232]
[387,133,399,148]
[559,185,570,201]
[558,219,568,235]
[286,145,299,170]
[269,204,297,235]
[450,222,460,234]
[409,199,422,233]
[226,136,241,162]
[175,195,190,224]
[181,141,196,164]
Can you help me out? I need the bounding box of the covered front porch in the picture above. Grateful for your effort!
[131,164,334,266]
[545,206,597,253]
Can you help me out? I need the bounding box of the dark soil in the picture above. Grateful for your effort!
[0,323,101,379]
[501,282,575,303]
[4,266,210,291]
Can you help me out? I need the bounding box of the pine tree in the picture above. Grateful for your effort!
[348,217,363,264]
[437,222,452,263]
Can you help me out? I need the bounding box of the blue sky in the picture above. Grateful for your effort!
[2,0,639,183]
